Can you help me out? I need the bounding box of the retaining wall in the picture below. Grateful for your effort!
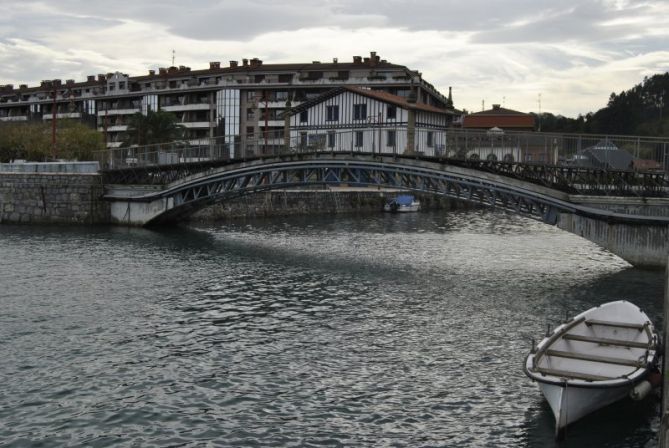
[0,173,110,224]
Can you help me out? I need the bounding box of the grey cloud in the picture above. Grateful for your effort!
[9,0,666,42]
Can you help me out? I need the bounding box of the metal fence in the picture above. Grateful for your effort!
[93,128,669,172]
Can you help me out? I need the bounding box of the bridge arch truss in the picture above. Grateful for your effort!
[110,156,649,226]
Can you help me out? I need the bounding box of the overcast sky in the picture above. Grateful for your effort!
[1,0,668,117]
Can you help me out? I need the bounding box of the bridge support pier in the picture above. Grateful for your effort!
[110,197,171,226]
[557,213,669,268]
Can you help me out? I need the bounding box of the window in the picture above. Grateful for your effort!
[328,131,335,148]
[387,105,396,120]
[309,134,326,148]
[427,131,434,148]
[353,103,367,120]
[118,82,126,90]
[387,130,396,147]
[299,110,308,123]
[355,131,363,148]
[278,74,293,83]
[300,132,307,147]
[326,105,339,121]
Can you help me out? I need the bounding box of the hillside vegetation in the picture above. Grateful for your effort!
[534,72,669,136]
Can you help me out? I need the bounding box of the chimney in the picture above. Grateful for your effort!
[209,61,220,69]
[158,67,167,75]
[168,66,178,73]
[242,58,249,66]
[370,51,379,66]
[312,61,320,64]
[98,74,106,82]
[353,55,362,64]
[65,79,75,86]
[53,79,62,86]
[19,84,27,90]
[333,57,338,64]
[87,75,95,82]
[407,88,417,104]
[148,70,155,76]
[230,60,238,68]
[40,80,50,88]
[493,104,501,110]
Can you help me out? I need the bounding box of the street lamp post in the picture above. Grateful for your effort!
[51,82,57,160]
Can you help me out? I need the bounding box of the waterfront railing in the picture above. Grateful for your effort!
[93,128,669,173]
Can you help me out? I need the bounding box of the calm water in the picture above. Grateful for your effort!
[0,210,664,447]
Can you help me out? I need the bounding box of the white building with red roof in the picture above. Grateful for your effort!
[286,86,457,155]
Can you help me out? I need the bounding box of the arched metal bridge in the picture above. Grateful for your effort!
[103,153,669,227]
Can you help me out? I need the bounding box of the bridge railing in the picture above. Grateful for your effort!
[93,128,669,172]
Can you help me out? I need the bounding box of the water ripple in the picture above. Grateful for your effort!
[0,210,662,447]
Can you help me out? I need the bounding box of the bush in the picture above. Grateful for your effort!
[0,120,104,162]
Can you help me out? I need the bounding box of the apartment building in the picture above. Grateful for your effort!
[0,52,453,156]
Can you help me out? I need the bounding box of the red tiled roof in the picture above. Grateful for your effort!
[463,106,535,129]
[469,106,530,116]
[291,86,453,115]
[344,86,451,114]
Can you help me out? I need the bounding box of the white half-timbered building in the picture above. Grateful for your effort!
[287,86,456,155]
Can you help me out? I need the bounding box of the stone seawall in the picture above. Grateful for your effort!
[189,190,468,221]
[0,173,110,224]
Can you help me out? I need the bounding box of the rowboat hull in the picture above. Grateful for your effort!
[524,300,658,437]
[539,381,633,433]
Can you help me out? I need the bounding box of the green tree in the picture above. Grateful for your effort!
[57,120,106,160]
[0,120,103,162]
[122,110,185,147]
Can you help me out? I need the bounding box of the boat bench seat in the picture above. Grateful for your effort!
[563,333,649,349]
[585,319,646,331]
[533,366,613,382]
[546,349,644,367]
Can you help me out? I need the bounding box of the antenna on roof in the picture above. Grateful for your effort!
[538,93,542,131]
[172,49,175,66]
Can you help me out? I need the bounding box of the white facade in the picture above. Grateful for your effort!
[288,89,453,155]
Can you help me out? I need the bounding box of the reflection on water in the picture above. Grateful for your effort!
[0,209,663,447]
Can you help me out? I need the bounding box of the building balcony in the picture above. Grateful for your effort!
[106,141,123,148]
[99,125,129,132]
[258,138,285,146]
[97,108,140,116]
[43,112,81,120]
[162,103,211,112]
[258,120,285,127]
[179,121,212,128]
[256,100,292,108]
[0,116,28,122]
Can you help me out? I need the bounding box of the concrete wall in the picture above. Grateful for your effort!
[569,195,669,218]
[558,212,668,268]
[0,173,110,224]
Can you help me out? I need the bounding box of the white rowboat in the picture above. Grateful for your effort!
[524,300,658,437]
